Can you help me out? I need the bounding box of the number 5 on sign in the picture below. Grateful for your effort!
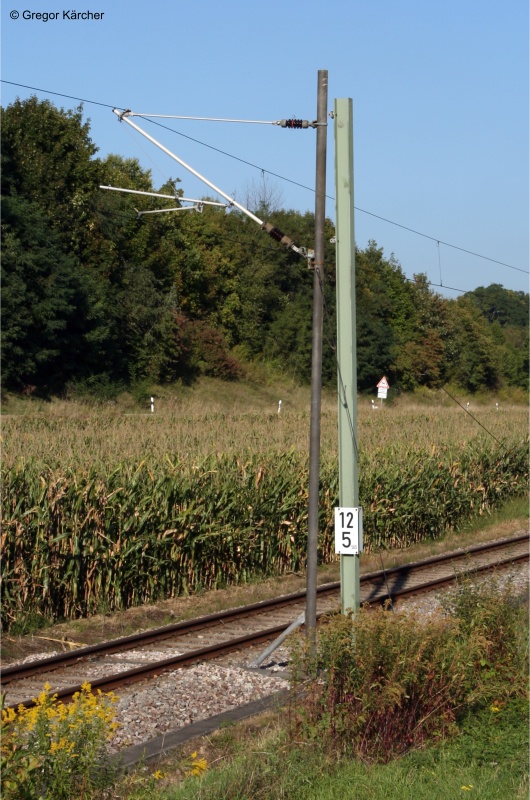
[334,507,363,554]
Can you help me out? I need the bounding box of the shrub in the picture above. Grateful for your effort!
[441,573,529,699]
[289,580,527,763]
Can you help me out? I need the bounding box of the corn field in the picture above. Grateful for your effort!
[2,396,528,629]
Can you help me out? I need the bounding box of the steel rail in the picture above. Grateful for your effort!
[5,534,527,710]
[2,533,527,687]
[0,586,338,684]
[4,532,526,684]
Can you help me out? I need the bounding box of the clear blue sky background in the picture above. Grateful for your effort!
[2,0,528,297]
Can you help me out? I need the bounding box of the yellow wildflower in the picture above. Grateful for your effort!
[188,755,207,776]
[2,706,17,724]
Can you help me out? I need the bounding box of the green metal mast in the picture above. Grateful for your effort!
[334,98,360,614]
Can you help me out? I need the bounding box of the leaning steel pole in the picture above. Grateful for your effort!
[306,70,328,650]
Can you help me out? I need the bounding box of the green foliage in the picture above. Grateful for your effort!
[1,97,99,255]
[1,195,104,393]
[441,574,528,685]
[1,436,527,627]
[9,610,52,637]
[444,299,503,391]
[392,274,450,389]
[1,684,118,800]
[179,317,242,381]
[465,283,529,328]
[289,579,527,763]
[1,96,528,397]
[355,243,397,390]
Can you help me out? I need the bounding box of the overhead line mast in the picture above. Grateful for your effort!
[111,89,329,650]
[305,70,328,651]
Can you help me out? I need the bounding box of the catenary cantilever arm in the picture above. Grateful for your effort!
[113,109,306,256]
[113,109,263,224]
[100,185,228,207]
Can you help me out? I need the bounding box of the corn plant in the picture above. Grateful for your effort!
[1,435,527,628]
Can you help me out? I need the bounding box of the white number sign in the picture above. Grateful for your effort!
[334,507,363,554]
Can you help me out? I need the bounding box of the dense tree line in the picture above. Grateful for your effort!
[1,97,528,397]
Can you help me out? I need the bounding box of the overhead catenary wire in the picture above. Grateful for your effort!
[99,179,493,297]
[6,81,519,447]
[105,192,491,297]
[112,119,523,459]
[2,79,526,277]
[95,102,530,451]
[0,79,121,109]
[314,260,514,454]
[124,113,321,128]
[139,116,528,276]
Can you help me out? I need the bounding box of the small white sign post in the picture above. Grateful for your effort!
[334,507,363,555]
[376,376,390,408]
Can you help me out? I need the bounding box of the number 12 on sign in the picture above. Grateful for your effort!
[334,507,363,555]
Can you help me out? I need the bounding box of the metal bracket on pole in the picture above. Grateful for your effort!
[134,205,200,219]
[100,185,228,221]
[247,612,305,669]
[100,185,228,208]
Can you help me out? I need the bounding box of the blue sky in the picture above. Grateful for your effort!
[2,0,528,297]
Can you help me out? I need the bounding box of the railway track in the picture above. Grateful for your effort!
[2,532,527,713]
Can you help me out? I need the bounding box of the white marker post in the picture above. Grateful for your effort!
[150,396,154,414]
[376,376,390,408]
[278,400,282,415]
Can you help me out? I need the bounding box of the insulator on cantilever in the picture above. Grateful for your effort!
[268,226,284,242]
[279,119,309,129]
[262,222,295,249]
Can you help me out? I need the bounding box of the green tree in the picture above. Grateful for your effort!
[354,243,396,391]
[1,196,104,392]
[1,97,100,258]
[444,297,502,391]
[392,274,449,389]
[462,283,529,390]
[465,283,529,327]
